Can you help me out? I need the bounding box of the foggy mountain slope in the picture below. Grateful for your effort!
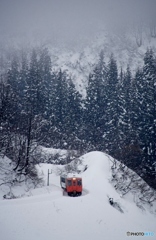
[1,27,156,96]
[0,0,156,95]
[47,28,156,95]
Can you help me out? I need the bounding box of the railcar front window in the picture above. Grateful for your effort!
[67,180,72,186]
[77,180,82,186]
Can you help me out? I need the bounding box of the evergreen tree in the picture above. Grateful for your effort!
[116,66,140,167]
[63,76,83,149]
[84,51,107,150]
[38,48,52,118]
[0,74,14,156]
[49,70,69,148]
[121,68,144,169]
[141,49,156,178]
[27,49,41,115]
[120,66,133,143]
[18,51,30,133]
[104,54,119,154]
[6,54,23,131]
[15,49,43,170]
[131,68,144,138]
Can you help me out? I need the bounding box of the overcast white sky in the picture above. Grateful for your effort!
[0,0,156,45]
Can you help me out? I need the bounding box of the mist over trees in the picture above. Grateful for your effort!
[0,47,155,189]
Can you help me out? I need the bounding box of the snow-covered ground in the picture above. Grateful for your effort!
[0,151,155,240]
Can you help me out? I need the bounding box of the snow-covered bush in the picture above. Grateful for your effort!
[0,156,44,200]
[110,157,156,213]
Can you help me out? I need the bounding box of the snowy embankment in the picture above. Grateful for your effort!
[0,151,155,240]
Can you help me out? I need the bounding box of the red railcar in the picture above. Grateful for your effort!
[60,175,82,196]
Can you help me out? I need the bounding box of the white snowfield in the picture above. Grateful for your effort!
[0,151,155,240]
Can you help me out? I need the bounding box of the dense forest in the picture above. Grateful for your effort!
[0,48,155,189]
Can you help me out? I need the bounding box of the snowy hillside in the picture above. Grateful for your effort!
[0,151,155,240]
[45,29,156,95]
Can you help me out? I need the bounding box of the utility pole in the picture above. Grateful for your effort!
[47,169,52,186]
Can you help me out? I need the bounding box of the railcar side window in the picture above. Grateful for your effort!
[61,177,65,183]
[77,179,82,186]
